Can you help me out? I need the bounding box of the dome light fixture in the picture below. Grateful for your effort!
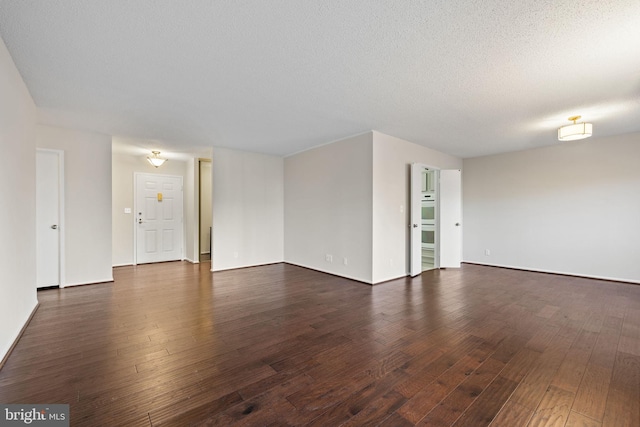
[558,115,593,141]
[147,150,167,168]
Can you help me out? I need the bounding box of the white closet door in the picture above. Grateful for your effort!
[36,150,61,288]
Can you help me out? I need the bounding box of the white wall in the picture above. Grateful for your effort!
[285,133,373,283]
[112,148,189,266]
[0,35,38,363]
[37,125,113,286]
[463,133,640,283]
[213,147,284,271]
[372,131,463,283]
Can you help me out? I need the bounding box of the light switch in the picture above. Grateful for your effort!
[124,208,132,214]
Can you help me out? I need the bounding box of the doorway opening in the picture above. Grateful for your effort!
[198,159,212,262]
[410,164,462,276]
[420,168,439,272]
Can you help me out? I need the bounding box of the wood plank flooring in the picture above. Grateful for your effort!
[1,262,639,426]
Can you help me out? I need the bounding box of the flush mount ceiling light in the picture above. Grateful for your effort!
[557,115,593,141]
[147,151,167,168]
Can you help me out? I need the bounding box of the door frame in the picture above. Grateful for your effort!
[198,158,212,262]
[133,172,185,265]
[36,148,66,288]
[410,163,441,276]
[410,163,462,276]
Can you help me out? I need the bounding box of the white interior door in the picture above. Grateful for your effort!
[36,150,61,288]
[440,169,462,268]
[135,173,184,264]
[409,163,425,276]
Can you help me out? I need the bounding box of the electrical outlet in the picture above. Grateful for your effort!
[485,249,491,256]
[234,251,239,258]
[325,254,333,263]
[343,258,348,266]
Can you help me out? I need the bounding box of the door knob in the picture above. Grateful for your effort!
[412,224,418,228]
[455,223,460,226]
[51,224,58,229]
[138,219,143,224]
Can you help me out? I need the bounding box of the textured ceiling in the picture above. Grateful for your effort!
[1,1,639,158]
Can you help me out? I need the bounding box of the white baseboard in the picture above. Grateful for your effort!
[1,300,39,370]
[283,261,373,285]
[462,261,640,284]
[61,277,114,288]
[372,273,410,285]
[211,260,284,273]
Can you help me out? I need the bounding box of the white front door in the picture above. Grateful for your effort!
[36,150,62,288]
[135,173,184,264]
[440,169,462,268]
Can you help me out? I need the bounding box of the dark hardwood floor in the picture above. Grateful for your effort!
[1,262,639,426]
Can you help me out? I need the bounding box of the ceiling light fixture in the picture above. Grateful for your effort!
[557,115,593,141]
[147,151,167,168]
